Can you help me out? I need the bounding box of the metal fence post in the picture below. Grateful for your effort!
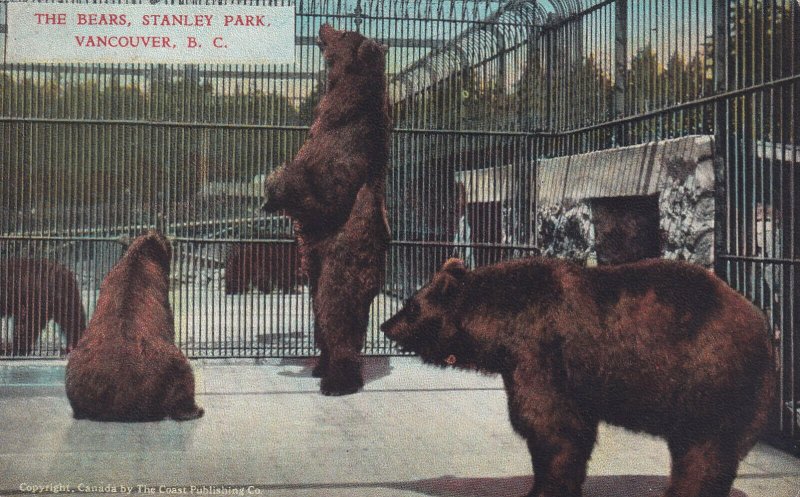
[1,3,7,64]
[712,0,728,279]
[353,0,363,33]
[613,0,627,145]
[544,15,554,132]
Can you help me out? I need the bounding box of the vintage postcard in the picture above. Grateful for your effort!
[1,1,798,496]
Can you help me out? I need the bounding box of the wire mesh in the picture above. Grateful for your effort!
[0,0,540,360]
[713,0,799,452]
[1,0,798,450]
[536,0,798,453]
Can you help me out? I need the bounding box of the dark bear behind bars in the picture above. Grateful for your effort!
[0,258,86,355]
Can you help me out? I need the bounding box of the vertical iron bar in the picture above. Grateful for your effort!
[614,0,627,144]
[713,0,729,278]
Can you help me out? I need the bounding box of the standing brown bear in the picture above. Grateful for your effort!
[0,258,86,355]
[65,230,203,422]
[262,24,391,395]
[224,242,301,295]
[382,257,775,497]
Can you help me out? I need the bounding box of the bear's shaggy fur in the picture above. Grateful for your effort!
[382,257,775,497]
[0,258,86,355]
[224,242,301,295]
[65,231,203,422]
[262,24,391,395]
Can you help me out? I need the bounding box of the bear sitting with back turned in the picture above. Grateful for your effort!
[381,257,775,497]
[65,230,203,422]
[262,24,391,396]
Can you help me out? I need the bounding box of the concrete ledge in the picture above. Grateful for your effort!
[538,135,714,207]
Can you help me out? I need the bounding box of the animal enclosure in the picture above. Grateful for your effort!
[0,0,798,450]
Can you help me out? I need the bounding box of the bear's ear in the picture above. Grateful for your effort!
[318,23,337,44]
[357,38,386,65]
[441,258,467,278]
[431,258,467,299]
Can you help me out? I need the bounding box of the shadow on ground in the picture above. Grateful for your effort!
[276,356,392,385]
[233,475,750,497]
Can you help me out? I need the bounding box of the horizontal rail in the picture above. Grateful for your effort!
[0,64,320,79]
[0,215,277,239]
[390,240,539,251]
[0,116,538,137]
[0,234,298,244]
[0,234,540,252]
[5,72,799,139]
[717,254,800,266]
[0,116,312,131]
[296,35,445,48]
[538,71,800,138]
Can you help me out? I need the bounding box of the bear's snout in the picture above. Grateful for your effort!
[379,316,401,339]
[261,170,284,212]
[261,190,275,212]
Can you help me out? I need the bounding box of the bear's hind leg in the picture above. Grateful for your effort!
[12,312,42,356]
[311,262,371,396]
[316,305,367,395]
[319,352,364,396]
[164,359,204,421]
[166,389,204,421]
[665,437,739,497]
[307,254,327,379]
[315,306,368,396]
[311,334,329,378]
[310,280,329,379]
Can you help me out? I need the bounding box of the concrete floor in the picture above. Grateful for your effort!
[1,357,799,497]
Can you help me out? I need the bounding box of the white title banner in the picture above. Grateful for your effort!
[6,3,296,64]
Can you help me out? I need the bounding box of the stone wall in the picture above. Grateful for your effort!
[537,135,715,267]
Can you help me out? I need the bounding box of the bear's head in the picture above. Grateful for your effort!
[126,229,172,274]
[381,258,479,369]
[317,24,387,87]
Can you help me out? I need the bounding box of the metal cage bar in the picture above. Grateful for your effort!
[0,0,541,362]
[1,0,799,451]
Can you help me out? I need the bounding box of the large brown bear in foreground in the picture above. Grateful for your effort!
[262,24,391,395]
[65,231,203,422]
[0,258,86,355]
[224,242,301,295]
[382,257,775,497]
